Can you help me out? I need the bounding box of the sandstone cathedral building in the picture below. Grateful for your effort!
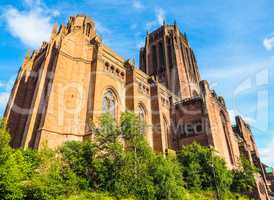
[4,15,272,199]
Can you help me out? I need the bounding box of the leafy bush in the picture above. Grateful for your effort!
[231,157,257,195]
[177,142,233,196]
[0,115,253,200]
[0,119,29,200]
[23,148,81,200]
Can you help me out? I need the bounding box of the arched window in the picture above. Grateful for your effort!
[138,105,145,122]
[102,90,116,118]
[137,104,146,134]
[220,112,234,164]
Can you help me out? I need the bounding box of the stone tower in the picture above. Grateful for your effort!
[4,14,242,171]
[139,23,201,97]
[5,15,100,148]
[4,15,176,152]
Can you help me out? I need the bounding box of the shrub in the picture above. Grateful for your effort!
[231,157,257,195]
[0,119,29,200]
[177,142,232,196]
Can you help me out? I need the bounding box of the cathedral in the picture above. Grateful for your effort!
[4,15,271,199]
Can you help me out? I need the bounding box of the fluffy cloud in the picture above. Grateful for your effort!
[263,35,274,50]
[3,0,59,49]
[3,7,52,48]
[0,77,15,113]
[0,92,10,108]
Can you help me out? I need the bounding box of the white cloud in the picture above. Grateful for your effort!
[263,35,274,51]
[3,0,59,49]
[0,92,10,108]
[132,0,143,9]
[3,7,52,48]
[0,77,15,115]
[155,8,165,25]
[260,137,274,166]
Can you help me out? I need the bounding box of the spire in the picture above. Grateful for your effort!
[163,19,166,25]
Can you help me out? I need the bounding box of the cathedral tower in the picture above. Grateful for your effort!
[139,22,201,98]
[4,14,241,171]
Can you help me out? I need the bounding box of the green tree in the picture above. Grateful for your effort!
[0,114,252,200]
[177,142,232,195]
[0,119,29,200]
[231,157,257,195]
[148,155,185,200]
[23,147,81,200]
[115,112,185,200]
[59,140,95,189]
[91,113,125,192]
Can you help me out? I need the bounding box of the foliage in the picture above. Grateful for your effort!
[0,119,12,161]
[0,119,29,200]
[90,112,185,200]
[92,113,125,192]
[177,142,233,195]
[23,147,82,200]
[59,141,95,189]
[231,156,257,195]
[0,115,252,200]
[148,155,185,200]
[186,190,249,200]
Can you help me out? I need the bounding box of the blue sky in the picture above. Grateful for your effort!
[0,0,274,166]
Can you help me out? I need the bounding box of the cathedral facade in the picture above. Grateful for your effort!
[4,15,254,173]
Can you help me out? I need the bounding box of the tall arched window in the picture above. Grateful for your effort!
[220,112,234,165]
[102,90,116,118]
[138,105,145,122]
[137,104,146,134]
